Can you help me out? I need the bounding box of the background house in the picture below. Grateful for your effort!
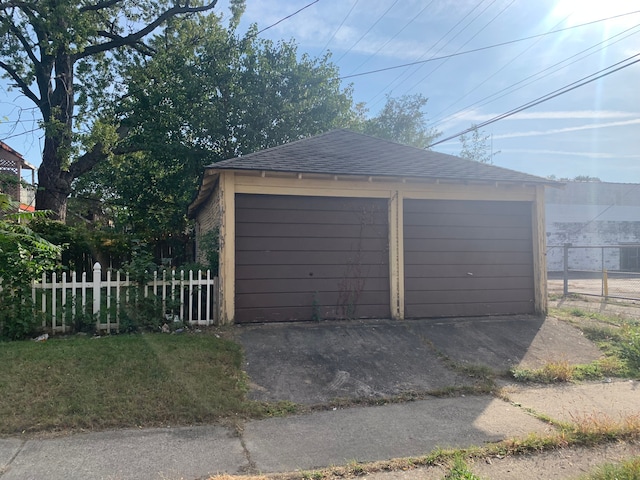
[0,140,36,211]
[546,182,640,272]
[189,130,553,324]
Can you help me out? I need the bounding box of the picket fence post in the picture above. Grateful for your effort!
[93,262,101,331]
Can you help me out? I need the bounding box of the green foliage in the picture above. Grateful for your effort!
[579,457,640,480]
[30,218,132,272]
[311,291,322,322]
[0,0,225,219]
[199,228,220,274]
[444,456,482,480]
[351,94,440,149]
[74,15,354,239]
[0,200,61,339]
[619,324,640,371]
[118,247,164,332]
[459,125,499,164]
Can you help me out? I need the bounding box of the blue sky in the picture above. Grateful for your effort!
[1,0,639,183]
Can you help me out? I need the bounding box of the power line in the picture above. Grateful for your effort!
[0,128,41,142]
[427,13,571,124]
[428,53,640,147]
[345,0,435,75]
[429,25,640,128]
[338,9,640,80]
[255,0,321,36]
[401,0,515,97]
[321,0,359,54]
[364,0,490,107]
[334,0,401,65]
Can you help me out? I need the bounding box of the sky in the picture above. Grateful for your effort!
[1,0,639,183]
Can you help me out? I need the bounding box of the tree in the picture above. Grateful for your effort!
[0,0,225,221]
[459,125,498,164]
[547,175,601,182]
[572,175,601,182]
[351,94,440,149]
[0,192,60,339]
[72,16,355,241]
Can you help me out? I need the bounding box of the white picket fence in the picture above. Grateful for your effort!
[32,263,218,334]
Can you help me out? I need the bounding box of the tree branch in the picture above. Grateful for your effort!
[0,15,41,69]
[78,0,123,13]
[0,1,36,9]
[76,1,218,59]
[97,30,156,55]
[0,60,40,104]
[67,124,136,179]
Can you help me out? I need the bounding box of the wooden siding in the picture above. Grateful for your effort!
[235,194,390,323]
[403,199,535,318]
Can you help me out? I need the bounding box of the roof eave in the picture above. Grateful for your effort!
[187,170,219,218]
[207,166,559,187]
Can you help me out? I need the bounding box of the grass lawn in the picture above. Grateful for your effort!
[0,332,265,435]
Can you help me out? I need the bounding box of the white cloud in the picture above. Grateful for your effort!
[492,119,640,139]
[501,148,640,159]
[455,110,638,123]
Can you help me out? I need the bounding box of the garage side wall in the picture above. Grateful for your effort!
[194,183,221,266]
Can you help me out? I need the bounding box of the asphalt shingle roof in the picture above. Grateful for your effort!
[208,129,553,184]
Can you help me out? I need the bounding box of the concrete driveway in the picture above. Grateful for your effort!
[234,315,602,404]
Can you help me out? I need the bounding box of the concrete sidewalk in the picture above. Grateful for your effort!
[1,380,638,480]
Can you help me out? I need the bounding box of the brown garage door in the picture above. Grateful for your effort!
[404,199,535,318]
[235,194,390,323]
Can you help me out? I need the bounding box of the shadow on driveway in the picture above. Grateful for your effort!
[234,315,601,404]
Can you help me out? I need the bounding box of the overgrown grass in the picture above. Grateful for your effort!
[443,455,482,480]
[510,357,626,383]
[0,332,274,435]
[550,307,640,328]
[510,308,640,383]
[578,457,640,480]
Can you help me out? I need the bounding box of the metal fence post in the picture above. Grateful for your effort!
[563,243,570,296]
[601,247,605,297]
[93,262,102,331]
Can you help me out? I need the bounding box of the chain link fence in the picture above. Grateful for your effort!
[548,244,640,301]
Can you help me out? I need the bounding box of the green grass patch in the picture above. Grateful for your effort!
[514,308,640,381]
[549,307,638,327]
[578,456,640,480]
[510,357,628,383]
[443,455,482,480]
[0,332,268,435]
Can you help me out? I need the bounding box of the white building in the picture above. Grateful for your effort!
[546,182,640,272]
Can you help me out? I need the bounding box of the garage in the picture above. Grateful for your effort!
[189,129,552,325]
[235,194,390,323]
[403,199,535,318]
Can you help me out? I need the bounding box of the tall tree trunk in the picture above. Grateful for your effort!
[34,50,75,221]
[35,148,71,222]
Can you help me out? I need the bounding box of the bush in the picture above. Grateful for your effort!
[619,325,640,371]
[0,195,61,340]
[118,246,167,333]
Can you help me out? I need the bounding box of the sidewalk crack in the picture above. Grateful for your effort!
[234,421,257,475]
[238,435,257,474]
[0,439,27,477]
